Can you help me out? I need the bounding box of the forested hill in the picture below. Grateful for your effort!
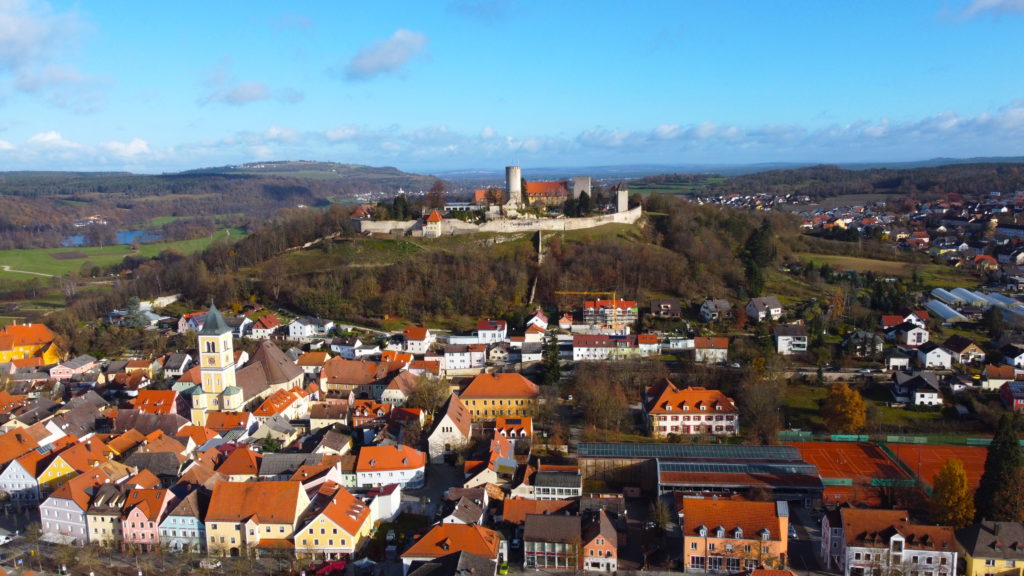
[632,162,1024,199]
[0,163,442,249]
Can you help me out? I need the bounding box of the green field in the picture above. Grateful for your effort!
[630,177,727,196]
[0,229,244,279]
[794,253,970,288]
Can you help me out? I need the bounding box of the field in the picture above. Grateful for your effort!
[887,443,987,491]
[789,441,910,506]
[629,177,727,197]
[794,253,969,287]
[0,229,244,279]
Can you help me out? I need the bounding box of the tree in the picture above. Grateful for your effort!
[976,414,1024,521]
[426,180,446,209]
[577,191,591,215]
[407,376,452,420]
[821,381,867,433]
[402,421,423,449]
[542,337,561,386]
[739,375,785,445]
[930,459,974,528]
[650,499,671,531]
[260,437,282,453]
[982,306,1005,340]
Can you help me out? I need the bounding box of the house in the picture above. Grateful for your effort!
[746,296,783,322]
[682,497,790,573]
[296,351,331,376]
[957,521,1024,576]
[526,310,549,331]
[650,299,682,319]
[204,481,310,556]
[407,551,498,576]
[886,349,913,371]
[571,334,660,361]
[0,322,61,364]
[289,317,335,340]
[773,324,808,356]
[582,509,618,572]
[644,379,739,437]
[86,483,128,548]
[459,373,539,421]
[494,416,532,442]
[380,371,421,406]
[49,355,98,382]
[249,314,282,340]
[404,327,435,355]
[893,371,943,406]
[41,466,117,545]
[331,337,380,360]
[310,401,350,429]
[582,299,639,328]
[558,314,573,331]
[216,444,263,482]
[700,299,733,323]
[476,320,508,344]
[177,312,206,334]
[524,513,580,571]
[352,400,393,427]
[0,436,75,504]
[443,345,487,372]
[38,438,109,493]
[441,496,486,525]
[942,335,986,365]
[533,464,582,500]
[1003,344,1024,368]
[356,444,426,489]
[841,331,884,358]
[158,488,207,553]
[294,481,372,560]
[402,523,506,569]
[1001,381,1024,413]
[887,322,930,347]
[253,387,311,423]
[134,389,188,417]
[428,395,473,464]
[423,209,444,237]
[825,508,956,576]
[162,353,193,378]
[120,487,173,552]
[983,364,1016,392]
[693,337,729,364]
[916,342,953,370]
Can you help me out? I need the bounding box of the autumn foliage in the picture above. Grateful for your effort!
[821,381,867,434]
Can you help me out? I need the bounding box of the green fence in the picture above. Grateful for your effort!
[871,478,917,488]
[967,438,993,446]
[831,434,870,442]
[778,430,813,442]
[822,478,853,486]
[885,435,927,444]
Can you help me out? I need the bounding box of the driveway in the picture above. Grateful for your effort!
[401,463,462,518]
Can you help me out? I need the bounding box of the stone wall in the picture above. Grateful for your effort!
[356,206,643,236]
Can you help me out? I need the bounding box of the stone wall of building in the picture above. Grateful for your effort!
[355,206,642,236]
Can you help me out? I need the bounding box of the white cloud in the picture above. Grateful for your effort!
[0,139,13,151]
[199,66,298,107]
[27,130,78,148]
[264,126,301,143]
[342,29,428,80]
[101,138,150,158]
[480,126,495,139]
[962,0,1024,16]
[325,125,359,141]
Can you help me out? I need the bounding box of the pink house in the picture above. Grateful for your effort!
[121,488,173,552]
[49,355,98,382]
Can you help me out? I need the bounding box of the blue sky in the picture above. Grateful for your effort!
[1,0,1023,173]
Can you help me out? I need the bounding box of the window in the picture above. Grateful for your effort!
[708,543,716,551]
[985,560,996,567]
[691,542,698,550]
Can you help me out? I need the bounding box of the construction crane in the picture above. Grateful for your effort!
[555,290,621,332]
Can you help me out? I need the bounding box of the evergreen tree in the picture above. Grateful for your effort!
[976,414,1024,521]
[931,459,974,528]
[577,192,591,215]
[542,337,561,386]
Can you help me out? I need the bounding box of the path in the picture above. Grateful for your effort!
[0,265,53,277]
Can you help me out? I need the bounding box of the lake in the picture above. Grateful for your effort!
[62,230,163,247]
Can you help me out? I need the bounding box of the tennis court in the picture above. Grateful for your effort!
[789,441,911,506]
[887,443,987,491]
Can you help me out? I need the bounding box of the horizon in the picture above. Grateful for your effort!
[1,1,1023,173]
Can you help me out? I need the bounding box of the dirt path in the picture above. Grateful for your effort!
[0,265,53,277]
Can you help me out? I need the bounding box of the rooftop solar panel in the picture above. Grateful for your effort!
[577,442,803,461]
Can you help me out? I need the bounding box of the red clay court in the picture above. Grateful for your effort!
[789,442,910,506]
[886,443,987,491]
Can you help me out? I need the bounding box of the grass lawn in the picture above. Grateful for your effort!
[0,229,244,279]
[794,252,972,288]
[783,382,827,430]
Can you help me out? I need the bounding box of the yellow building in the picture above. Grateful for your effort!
[295,482,372,559]
[205,481,310,557]
[0,323,61,364]
[681,497,790,573]
[37,439,108,493]
[958,521,1024,576]
[189,304,241,426]
[459,373,539,421]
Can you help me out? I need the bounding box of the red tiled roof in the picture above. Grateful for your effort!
[461,373,539,400]
[402,523,502,560]
[525,181,569,198]
[681,497,785,540]
[403,327,430,341]
[426,210,443,223]
[206,481,304,524]
[133,390,178,415]
[356,444,425,472]
[502,498,573,525]
[693,337,728,350]
[646,380,737,415]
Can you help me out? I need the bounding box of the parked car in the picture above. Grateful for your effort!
[0,535,12,546]
[199,558,222,569]
[789,525,799,539]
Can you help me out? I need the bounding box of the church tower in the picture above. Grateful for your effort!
[190,303,238,425]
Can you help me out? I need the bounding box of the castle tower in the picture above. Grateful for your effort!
[506,166,522,207]
[190,303,238,425]
[617,186,629,213]
[572,176,591,200]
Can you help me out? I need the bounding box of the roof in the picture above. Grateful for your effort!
[48,465,113,510]
[258,453,322,477]
[957,521,1024,560]
[584,299,638,310]
[297,351,331,367]
[216,445,262,476]
[842,508,955,550]
[681,497,786,540]
[645,380,738,415]
[986,364,1016,380]
[494,416,532,438]
[206,480,305,524]
[123,488,169,521]
[434,394,472,437]
[254,387,306,418]
[583,509,617,549]
[402,523,502,560]
[407,551,497,576]
[502,498,575,525]
[250,340,304,385]
[204,411,252,432]
[426,210,443,223]
[404,327,430,342]
[524,513,580,543]
[461,373,539,400]
[0,323,55,348]
[578,442,804,461]
[356,444,425,472]
[773,324,807,337]
[133,390,178,415]
[198,303,231,336]
[305,481,370,535]
[694,337,729,350]
[943,334,980,354]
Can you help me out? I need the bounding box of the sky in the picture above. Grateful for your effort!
[1,0,1023,174]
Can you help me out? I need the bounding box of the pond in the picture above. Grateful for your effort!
[62,229,162,247]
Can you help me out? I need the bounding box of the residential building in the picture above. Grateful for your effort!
[120,488,173,552]
[86,483,127,548]
[943,335,986,365]
[957,521,1024,576]
[249,314,281,340]
[693,337,729,364]
[571,334,660,361]
[41,466,117,545]
[700,299,733,323]
[650,299,682,319]
[582,510,618,572]
[916,342,953,370]
[746,297,783,323]
[682,497,790,573]
[443,345,487,371]
[288,317,334,340]
[582,299,638,328]
[644,379,739,437]
[428,395,473,464]
[533,464,582,500]
[356,445,426,489]
[404,327,435,355]
[402,523,505,569]
[204,481,310,557]
[826,508,956,576]
[295,482,371,560]
[774,324,808,356]
[1001,381,1024,413]
[893,371,943,407]
[523,513,580,571]
[0,322,60,364]
[459,373,539,420]
[159,489,206,553]
[476,320,508,345]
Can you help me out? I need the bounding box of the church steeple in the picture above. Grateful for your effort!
[191,302,238,425]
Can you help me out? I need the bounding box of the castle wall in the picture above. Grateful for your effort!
[355,206,643,236]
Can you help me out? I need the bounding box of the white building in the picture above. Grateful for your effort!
[427,395,472,464]
[355,445,426,489]
[289,316,334,340]
[915,342,952,370]
[699,299,732,323]
[823,508,956,576]
[773,324,808,356]
[476,319,508,344]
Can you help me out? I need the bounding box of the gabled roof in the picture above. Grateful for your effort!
[404,327,431,342]
[204,411,253,433]
[133,390,179,415]
[426,210,443,223]
[957,521,1024,560]
[303,481,370,536]
[524,513,580,543]
[250,340,303,385]
[123,487,169,521]
[48,465,113,510]
[164,488,205,521]
[682,497,786,540]
[841,508,955,550]
[254,387,307,418]
[356,444,425,472]
[502,498,575,525]
[407,551,497,576]
[645,380,737,415]
[693,336,729,350]
[297,351,331,367]
[216,445,262,476]
[461,373,539,400]
[434,394,472,437]
[943,334,981,354]
[0,323,56,348]
[402,523,502,560]
[583,509,617,549]
[206,480,305,524]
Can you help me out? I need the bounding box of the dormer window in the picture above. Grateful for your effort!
[665,404,672,411]
[735,527,743,539]
[716,526,725,538]
[682,405,689,411]
[698,525,707,537]
[700,405,707,411]
[715,405,722,411]
[760,529,770,541]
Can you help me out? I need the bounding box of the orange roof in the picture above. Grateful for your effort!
[176,365,202,385]
[125,468,162,489]
[15,436,75,476]
[382,350,414,363]
[133,390,178,415]
[426,210,443,223]
[178,425,220,447]
[254,387,305,418]
[11,357,43,369]
[48,465,112,510]
[986,364,1016,380]
[637,333,659,345]
[402,523,502,560]
[106,429,146,456]
[56,438,109,473]
[253,314,281,330]
[403,327,430,342]
[356,444,425,472]
[206,481,305,524]
[135,430,187,458]
[204,411,252,432]
[297,351,331,367]
[0,323,55,348]
[525,181,569,198]
[682,497,785,540]
[438,395,472,437]
[584,299,638,310]
[840,508,954,549]
[307,482,370,536]
[646,381,737,415]
[461,373,539,400]
[0,390,28,414]
[217,445,262,477]
[693,336,728,349]
[409,360,441,374]
[353,399,392,420]
[123,488,169,521]
[503,497,574,525]
[495,416,532,438]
